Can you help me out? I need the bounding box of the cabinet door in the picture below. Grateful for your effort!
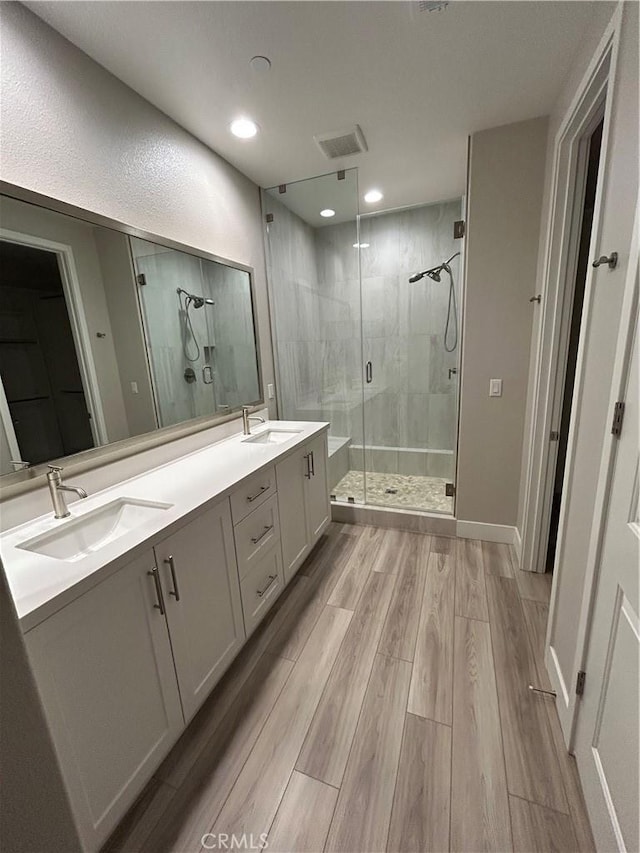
[154,500,245,722]
[25,551,183,852]
[305,432,330,542]
[276,445,310,583]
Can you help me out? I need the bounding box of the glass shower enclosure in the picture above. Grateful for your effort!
[263,170,463,515]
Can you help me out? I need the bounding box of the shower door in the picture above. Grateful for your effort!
[262,170,366,504]
[359,200,463,514]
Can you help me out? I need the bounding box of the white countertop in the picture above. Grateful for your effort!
[1,420,329,632]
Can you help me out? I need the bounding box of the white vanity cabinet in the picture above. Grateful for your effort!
[11,423,330,853]
[276,432,330,582]
[153,501,245,723]
[24,550,184,851]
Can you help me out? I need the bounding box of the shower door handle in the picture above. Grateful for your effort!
[365,361,373,384]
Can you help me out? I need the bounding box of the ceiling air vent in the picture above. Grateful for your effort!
[418,1,449,10]
[314,125,368,160]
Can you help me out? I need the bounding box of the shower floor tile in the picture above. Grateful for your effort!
[332,470,453,514]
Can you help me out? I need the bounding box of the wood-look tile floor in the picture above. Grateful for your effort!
[106,524,595,853]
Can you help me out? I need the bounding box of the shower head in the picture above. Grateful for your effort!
[409,265,442,284]
[177,287,214,308]
[408,252,460,284]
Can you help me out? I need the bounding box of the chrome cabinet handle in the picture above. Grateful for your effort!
[147,567,165,615]
[592,252,618,269]
[256,574,277,598]
[310,450,315,476]
[304,453,311,479]
[365,361,373,383]
[164,555,180,601]
[251,524,273,545]
[247,484,269,502]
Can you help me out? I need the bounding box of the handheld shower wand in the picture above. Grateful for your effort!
[409,252,460,352]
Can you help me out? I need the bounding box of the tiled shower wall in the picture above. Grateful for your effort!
[267,197,462,476]
[133,241,259,428]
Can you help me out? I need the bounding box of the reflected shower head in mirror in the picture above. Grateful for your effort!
[176,287,214,309]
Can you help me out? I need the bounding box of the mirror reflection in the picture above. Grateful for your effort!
[0,195,261,476]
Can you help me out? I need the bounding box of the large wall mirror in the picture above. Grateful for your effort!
[0,191,262,480]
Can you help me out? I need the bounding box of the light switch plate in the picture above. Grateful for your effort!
[489,379,502,397]
[267,383,275,399]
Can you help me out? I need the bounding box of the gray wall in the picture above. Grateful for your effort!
[456,116,548,527]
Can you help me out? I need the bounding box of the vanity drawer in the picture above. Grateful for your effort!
[234,495,281,581]
[230,466,276,524]
[240,543,283,637]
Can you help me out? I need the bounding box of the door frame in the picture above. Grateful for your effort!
[520,6,622,575]
[0,228,108,447]
[566,195,639,755]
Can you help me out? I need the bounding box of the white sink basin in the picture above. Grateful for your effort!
[17,498,173,562]
[243,429,302,445]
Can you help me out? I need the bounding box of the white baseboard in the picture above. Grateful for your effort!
[456,520,517,545]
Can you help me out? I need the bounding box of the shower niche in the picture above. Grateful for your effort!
[263,170,464,515]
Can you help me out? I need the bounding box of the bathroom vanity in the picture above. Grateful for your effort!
[1,421,329,852]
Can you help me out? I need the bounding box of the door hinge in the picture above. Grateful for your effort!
[136,273,146,286]
[445,482,456,497]
[550,430,560,441]
[576,670,586,696]
[265,213,274,223]
[454,220,465,239]
[611,401,625,436]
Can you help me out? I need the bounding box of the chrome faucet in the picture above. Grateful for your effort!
[47,465,88,519]
[242,406,265,436]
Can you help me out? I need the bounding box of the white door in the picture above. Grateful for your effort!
[305,432,330,541]
[154,500,245,723]
[25,551,184,852]
[276,445,311,583]
[572,256,639,850]
[545,3,639,739]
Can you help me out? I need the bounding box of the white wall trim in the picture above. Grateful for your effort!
[519,7,621,575]
[456,520,517,545]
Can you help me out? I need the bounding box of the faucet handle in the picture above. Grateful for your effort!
[47,464,64,477]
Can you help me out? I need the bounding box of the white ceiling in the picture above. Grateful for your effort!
[26,1,604,216]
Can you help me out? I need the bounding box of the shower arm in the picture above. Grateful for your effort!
[409,251,461,283]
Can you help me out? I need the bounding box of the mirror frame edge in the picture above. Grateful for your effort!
[0,181,266,497]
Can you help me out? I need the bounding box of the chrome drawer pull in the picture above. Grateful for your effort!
[304,453,311,479]
[164,555,180,601]
[310,450,315,476]
[147,567,165,615]
[247,484,269,502]
[251,524,274,545]
[256,574,277,598]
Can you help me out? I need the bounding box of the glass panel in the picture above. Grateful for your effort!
[263,170,365,504]
[131,238,260,429]
[359,199,464,514]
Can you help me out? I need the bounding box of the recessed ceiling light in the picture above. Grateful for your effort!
[353,242,370,248]
[249,55,271,73]
[364,189,383,204]
[320,209,336,218]
[230,118,258,139]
